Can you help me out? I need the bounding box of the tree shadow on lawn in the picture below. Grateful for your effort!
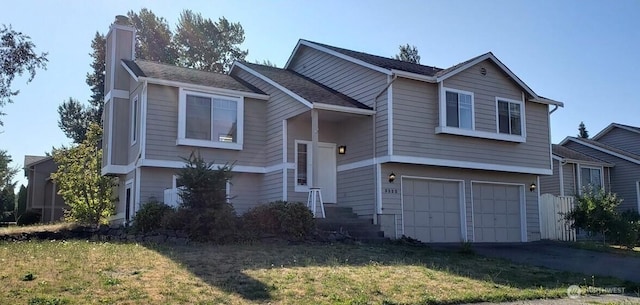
[148,241,639,303]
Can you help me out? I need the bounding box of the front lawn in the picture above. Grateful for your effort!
[1,238,636,305]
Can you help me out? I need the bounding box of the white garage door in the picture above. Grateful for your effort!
[402,179,462,243]
[472,183,523,242]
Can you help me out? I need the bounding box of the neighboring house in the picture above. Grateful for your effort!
[24,156,67,223]
[539,145,613,197]
[101,16,563,242]
[550,123,640,213]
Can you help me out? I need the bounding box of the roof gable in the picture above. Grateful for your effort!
[285,39,562,107]
[560,137,640,165]
[592,123,640,140]
[231,62,372,113]
[552,144,613,166]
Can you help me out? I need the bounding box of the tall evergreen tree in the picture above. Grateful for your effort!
[394,44,420,64]
[15,184,27,219]
[58,8,248,143]
[578,121,589,139]
[174,10,248,72]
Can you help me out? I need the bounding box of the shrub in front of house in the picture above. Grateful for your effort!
[16,210,42,226]
[132,199,174,233]
[242,201,315,240]
[566,188,640,248]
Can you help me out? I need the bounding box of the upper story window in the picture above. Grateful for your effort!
[445,89,474,130]
[178,89,244,150]
[580,166,603,191]
[497,98,523,136]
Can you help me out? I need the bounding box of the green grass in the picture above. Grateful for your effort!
[565,241,640,257]
[0,239,637,305]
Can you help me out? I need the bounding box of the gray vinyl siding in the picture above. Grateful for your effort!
[231,68,309,166]
[102,100,112,168]
[229,173,263,214]
[378,163,541,241]
[375,88,388,157]
[112,97,129,165]
[113,30,134,91]
[336,115,374,164]
[144,84,267,167]
[286,119,339,162]
[288,45,388,107]
[540,159,561,195]
[392,61,552,171]
[564,142,640,212]
[337,165,376,217]
[263,170,283,203]
[597,128,640,155]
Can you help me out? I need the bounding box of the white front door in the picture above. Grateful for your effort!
[317,143,337,203]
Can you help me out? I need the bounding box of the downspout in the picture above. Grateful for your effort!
[549,104,559,114]
[372,74,398,225]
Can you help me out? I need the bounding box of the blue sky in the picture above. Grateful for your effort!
[1,0,638,187]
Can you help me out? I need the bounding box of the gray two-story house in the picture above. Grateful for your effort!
[102,16,563,242]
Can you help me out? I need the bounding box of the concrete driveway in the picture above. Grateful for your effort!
[471,241,640,284]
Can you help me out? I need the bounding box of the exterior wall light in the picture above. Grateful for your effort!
[338,145,347,155]
[388,172,396,183]
[529,183,537,192]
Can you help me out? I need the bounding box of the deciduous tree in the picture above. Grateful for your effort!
[52,124,117,225]
[0,25,48,125]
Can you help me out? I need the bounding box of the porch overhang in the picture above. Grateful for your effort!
[313,102,375,115]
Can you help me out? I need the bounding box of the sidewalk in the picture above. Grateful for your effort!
[466,294,640,305]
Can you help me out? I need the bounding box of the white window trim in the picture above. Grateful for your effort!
[495,96,526,139]
[439,86,475,130]
[294,140,312,192]
[131,95,138,146]
[177,88,244,150]
[577,165,604,193]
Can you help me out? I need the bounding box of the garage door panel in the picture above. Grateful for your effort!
[473,184,522,242]
[403,179,461,243]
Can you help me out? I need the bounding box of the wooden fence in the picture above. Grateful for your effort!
[540,194,576,241]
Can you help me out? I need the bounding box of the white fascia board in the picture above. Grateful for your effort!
[139,76,270,100]
[120,60,139,82]
[313,103,375,115]
[290,40,392,75]
[138,159,266,173]
[232,62,312,107]
[377,155,552,175]
[563,138,640,165]
[390,69,437,83]
[101,164,131,176]
[528,97,564,107]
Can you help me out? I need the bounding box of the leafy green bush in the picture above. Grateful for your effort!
[566,188,640,248]
[243,201,315,240]
[132,200,174,233]
[16,210,41,226]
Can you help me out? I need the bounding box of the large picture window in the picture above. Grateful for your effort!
[497,98,523,136]
[178,89,244,150]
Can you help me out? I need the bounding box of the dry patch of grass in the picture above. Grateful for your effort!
[1,239,635,305]
[0,222,79,235]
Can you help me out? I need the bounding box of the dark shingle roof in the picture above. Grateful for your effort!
[24,155,50,167]
[303,40,443,76]
[242,62,371,110]
[122,60,264,94]
[569,138,640,161]
[552,145,611,165]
